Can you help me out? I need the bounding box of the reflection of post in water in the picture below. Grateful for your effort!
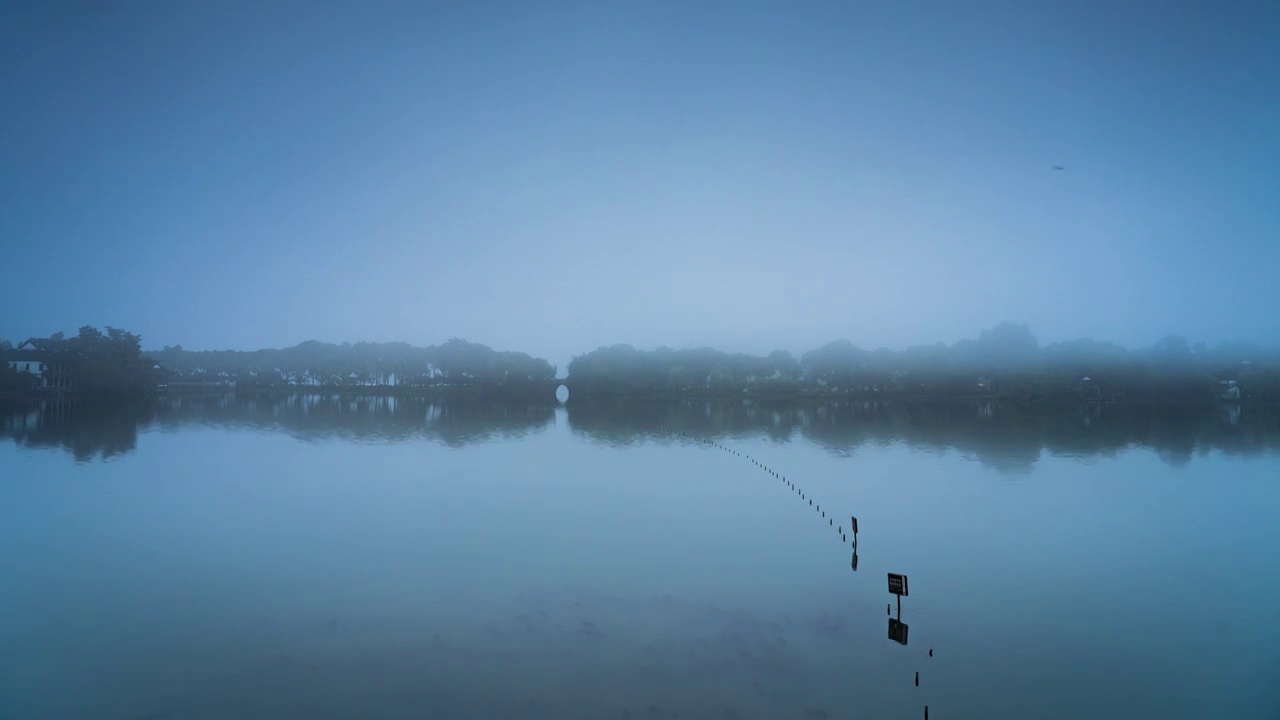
[888,617,909,645]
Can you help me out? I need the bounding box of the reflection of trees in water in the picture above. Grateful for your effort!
[1,394,557,461]
[0,398,153,461]
[566,398,804,447]
[565,399,1280,472]
[6,395,1279,468]
[151,393,557,447]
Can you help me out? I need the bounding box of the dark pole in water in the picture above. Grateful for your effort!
[915,672,919,686]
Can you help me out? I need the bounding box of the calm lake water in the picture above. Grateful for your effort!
[2,395,1278,719]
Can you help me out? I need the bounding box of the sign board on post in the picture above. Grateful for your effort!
[887,573,909,597]
[850,516,858,534]
[888,618,909,645]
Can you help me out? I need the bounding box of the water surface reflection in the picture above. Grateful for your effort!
[567,399,1280,471]
[4,395,1277,470]
[2,394,1277,719]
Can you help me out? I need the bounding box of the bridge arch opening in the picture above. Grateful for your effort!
[555,384,569,404]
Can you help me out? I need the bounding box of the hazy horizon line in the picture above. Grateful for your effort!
[146,329,1280,358]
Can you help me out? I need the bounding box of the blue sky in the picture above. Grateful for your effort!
[2,1,1278,367]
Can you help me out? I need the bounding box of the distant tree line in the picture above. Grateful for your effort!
[5,322,1279,403]
[565,323,1280,403]
[1,327,159,394]
[146,337,556,390]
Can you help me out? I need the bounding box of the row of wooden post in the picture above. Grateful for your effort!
[644,424,930,718]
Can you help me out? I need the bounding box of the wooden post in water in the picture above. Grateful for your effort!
[888,573,908,619]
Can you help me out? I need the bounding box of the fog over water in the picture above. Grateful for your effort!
[3,3,1279,364]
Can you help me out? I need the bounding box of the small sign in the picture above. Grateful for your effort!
[888,618,909,645]
[851,516,858,534]
[850,552,859,572]
[888,573,909,597]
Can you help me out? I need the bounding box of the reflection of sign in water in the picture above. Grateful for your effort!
[888,573,909,597]
[850,552,859,571]
[888,618,909,645]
